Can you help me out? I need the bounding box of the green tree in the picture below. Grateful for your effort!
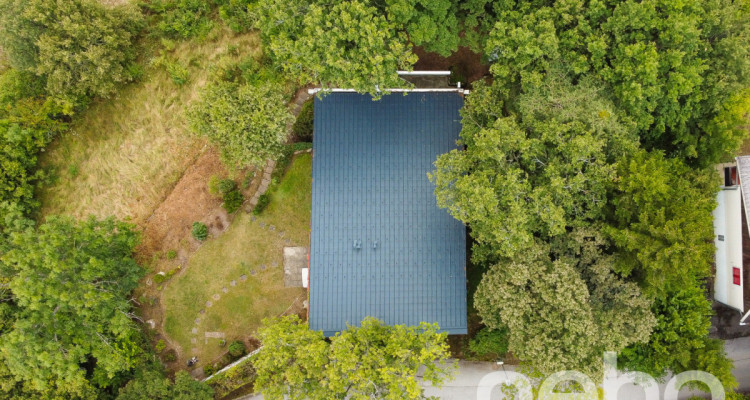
[0,94,70,238]
[0,216,143,395]
[254,315,328,400]
[117,369,213,400]
[385,0,459,56]
[620,286,737,390]
[255,0,417,95]
[189,81,293,168]
[474,233,655,379]
[430,75,638,260]
[254,315,454,400]
[605,150,718,295]
[0,0,143,99]
[481,0,750,166]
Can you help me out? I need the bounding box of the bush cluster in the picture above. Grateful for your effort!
[292,100,313,142]
[145,0,215,39]
[228,340,246,358]
[191,221,208,241]
[468,327,508,359]
[253,193,270,215]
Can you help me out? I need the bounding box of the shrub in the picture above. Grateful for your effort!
[218,0,255,33]
[163,350,177,362]
[208,175,222,196]
[165,60,189,85]
[155,339,166,353]
[228,340,246,358]
[292,100,314,142]
[189,81,293,167]
[166,249,177,260]
[253,193,270,215]
[217,178,236,194]
[203,364,215,375]
[153,273,166,284]
[468,327,509,359]
[222,190,244,213]
[241,171,254,189]
[192,222,208,241]
[148,0,215,39]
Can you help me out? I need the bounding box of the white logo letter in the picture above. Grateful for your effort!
[601,351,659,400]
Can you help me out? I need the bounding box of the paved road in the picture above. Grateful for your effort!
[237,336,750,399]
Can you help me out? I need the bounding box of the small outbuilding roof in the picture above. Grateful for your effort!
[309,92,467,336]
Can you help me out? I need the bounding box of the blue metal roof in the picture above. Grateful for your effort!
[309,92,467,336]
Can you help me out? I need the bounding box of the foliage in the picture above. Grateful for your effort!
[0,216,143,395]
[155,340,166,353]
[620,285,737,390]
[430,75,638,261]
[228,340,246,358]
[217,178,237,194]
[207,175,222,196]
[145,0,215,40]
[474,232,654,379]
[605,150,718,295]
[255,315,454,400]
[0,69,45,107]
[165,59,189,86]
[292,99,314,142]
[468,327,509,359]
[117,369,213,400]
[162,350,176,363]
[223,189,244,213]
[385,0,460,56]
[480,0,750,166]
[218,0,256,33]
[153,273,166,284]
[191,222,208,241]
[166,249,177,260]
[206,356,256,399]
[0,91,71,238]
[457,0,505,52]
[0,0,144,99]
[189,81,293,168]
[255,0,417,96]
[253,193,270,215]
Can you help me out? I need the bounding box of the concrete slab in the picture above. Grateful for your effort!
[284,247,308,287]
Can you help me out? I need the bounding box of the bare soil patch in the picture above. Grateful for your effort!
[137,147,231,266]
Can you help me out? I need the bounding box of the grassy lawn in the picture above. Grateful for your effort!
[37,30,262,225]
[162,154,311,364]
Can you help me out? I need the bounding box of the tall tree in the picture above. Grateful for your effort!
[255,0,417,95]
[117,369,214,400]
[474,232,655,379]
[430,73,638,260]
[0,217,143,396]
[481,0,750,166]
[605,150,718,295]
[254,316,454,400]
[0,0,143,99]
[620,285,737,390]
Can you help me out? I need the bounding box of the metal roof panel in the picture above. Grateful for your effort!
[309,92,467,335]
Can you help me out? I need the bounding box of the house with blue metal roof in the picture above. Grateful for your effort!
[308,90,468,336]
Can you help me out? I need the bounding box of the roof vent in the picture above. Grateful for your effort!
[372,240,379,249]
[353,239,362,250]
